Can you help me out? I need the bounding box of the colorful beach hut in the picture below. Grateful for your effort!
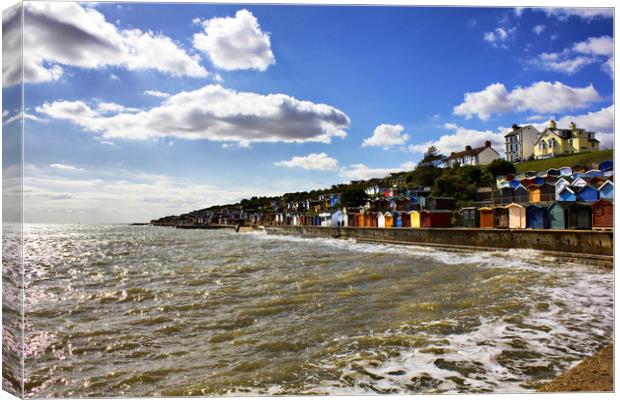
[526,204,548,229]
[384,211,394,228]
[461,207,479,228]
[558,186,577,202]
[479,207,494,228]
[493,206,509,229]
[559,166,573,177]
[547,202,568,229]
[401,211,411,227]
[410,210,421,228]
[592,199,613,229]
[420,210,452,228]
[598,181,614,201]
[577,185,599,202]
[513,184,529,203]
[599,160,613,172]
[393,211,402,227]
[507,203,527,229]
[377,212,385,228]
[529,183,555,203]
[567,203,592,230]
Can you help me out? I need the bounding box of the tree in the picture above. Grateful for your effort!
[339,187,367,208]
[409,146,446,187]
[486,159,516,177]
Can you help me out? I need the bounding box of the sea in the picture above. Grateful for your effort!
[8,223,614,397]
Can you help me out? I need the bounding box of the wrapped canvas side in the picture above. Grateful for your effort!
[2,3,24,398]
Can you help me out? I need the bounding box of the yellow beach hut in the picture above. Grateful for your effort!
[384,211,394,228]
[410,210,421,228]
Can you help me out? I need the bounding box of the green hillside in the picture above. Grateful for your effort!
[514,150,613,173]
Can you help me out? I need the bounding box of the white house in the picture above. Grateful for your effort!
[443,141,500,168]
[504,124,540,162]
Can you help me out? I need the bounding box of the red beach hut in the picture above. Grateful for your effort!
[420,210,452,228]
[592,199,613,229]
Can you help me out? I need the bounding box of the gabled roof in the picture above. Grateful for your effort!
[445,144,497,160]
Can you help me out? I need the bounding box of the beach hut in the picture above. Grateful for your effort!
[547,202,568,229]
[571,176,588,188]
[393,211,402,227]
[598,180,614,201]
[572,165,587,174]
[493,206,509,228]
[401,211,411,227]
[319,212,332,226]
[513,184,529,203]
[559,166,573,177]
[587,176,607,187]
[585,169,604,178]
[420,210,452,228]
[520,178,535,188]
[544,175,559,185]
[359,210,366,227]
[499,187,513,204]
[592,199,613,229]
[385,211,394,228]
[567,203,592,230]
[507,203,527,229]
[599,160,613,172]
[461,207,479,228]
[555,177,570,200]
[498,180,511,189]
[526,204,548,229]
[558,186,577,202]
[546,168,561,177]
[532,176,545,185]
[529,183,555,203]
[604,170,614,178]
[509,180,521,189]
[577,185,599,202]
[410,210,421,228]
[377,212,386,228]
[369,212,379,227]
[479,207,494,228]
[331,210,345,227]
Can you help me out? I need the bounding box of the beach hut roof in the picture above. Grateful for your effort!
[577,184,597,193]
[478,207,493,211]
[560,186,577,194]
[599,180,614,189]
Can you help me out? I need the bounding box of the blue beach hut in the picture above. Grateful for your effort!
[533,177,545,185]
[559,187,577,202]
[526,204,548,229]
[393,211,403,227]
[585,170,603,178]
[559,166,572,177]
[509,180,521,189]
[599,181,614,201]
[599,160,613,172]
[314,215,321,226]
[513,184,529,203]
[577,185,599,202]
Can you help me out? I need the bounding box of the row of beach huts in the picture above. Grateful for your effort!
[271,161,614,231]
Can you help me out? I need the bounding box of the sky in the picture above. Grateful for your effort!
[1,1,614,223]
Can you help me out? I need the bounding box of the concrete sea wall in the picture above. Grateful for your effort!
[265,226,613,257]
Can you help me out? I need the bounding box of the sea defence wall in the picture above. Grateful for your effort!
[264,226,613,257]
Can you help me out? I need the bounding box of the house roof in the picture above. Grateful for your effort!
[445,144,496,160]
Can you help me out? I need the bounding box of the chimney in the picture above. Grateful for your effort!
[485,140,491,148]
[512,124,520,131]
[450,152,455,156]
[465,145,472,151]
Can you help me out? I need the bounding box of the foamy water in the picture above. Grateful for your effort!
[15,224,613,396]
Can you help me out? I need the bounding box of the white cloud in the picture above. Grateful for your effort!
[362,124,410,149]
[529,36,613,76]
[573,36,613,56]
[144,90,170,98]
[2,2,207,87]
[409,123,505,157]
[37,84,350,145]
[339,163,404,181]
[532,25,545,35]
[96,102,140,114]
[483,26,516,49]
[602,56,614,78]
[274,153,339,171]
[49,163,86,172]
[556,105,613,136]
[453,81,600,120]
[110,73,119,80]
[526,114,551,121]
[541,8,613,21]
[193,9,275,71]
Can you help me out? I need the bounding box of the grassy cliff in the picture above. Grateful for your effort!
[514,150,613,173]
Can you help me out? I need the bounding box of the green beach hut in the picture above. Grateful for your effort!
[547,202,569,229]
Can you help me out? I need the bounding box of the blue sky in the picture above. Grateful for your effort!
[1,2,614,223]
